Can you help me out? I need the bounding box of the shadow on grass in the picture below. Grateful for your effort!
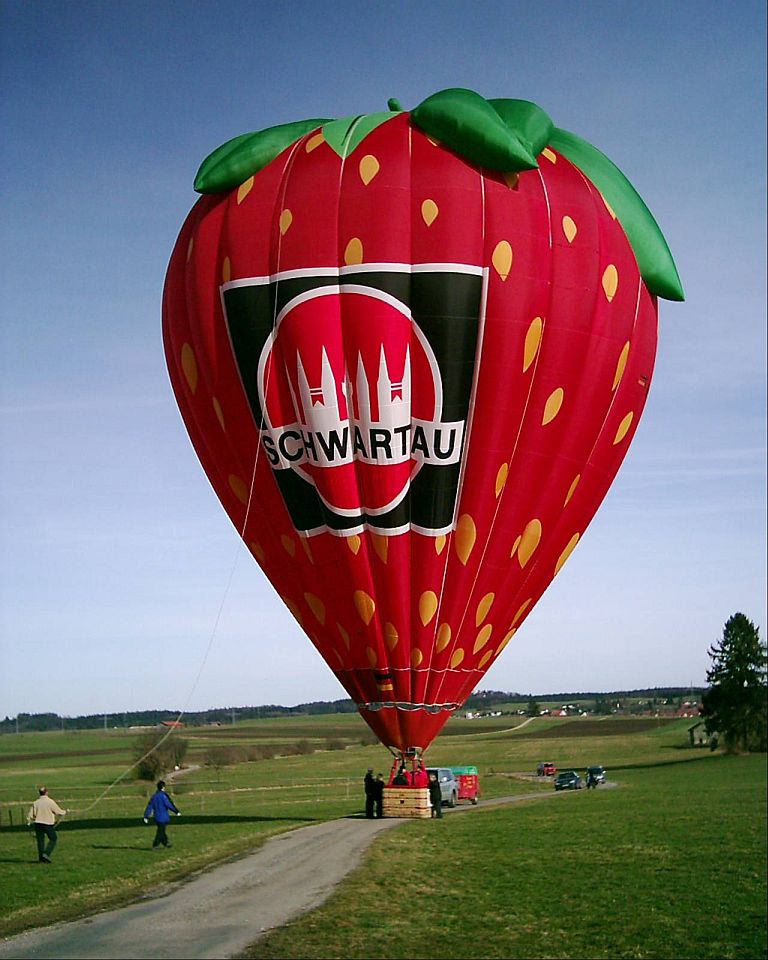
[0,814,316,835]
[608,752,723,772]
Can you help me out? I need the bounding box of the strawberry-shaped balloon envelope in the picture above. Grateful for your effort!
[163,88,683,758]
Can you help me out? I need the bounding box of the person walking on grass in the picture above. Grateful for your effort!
[143,780,180,848]
[27,786,68,863]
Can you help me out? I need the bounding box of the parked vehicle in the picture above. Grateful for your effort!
[586,765,606,787]
[426,767,458,806]
[554,770,582,791]
[450,765,480,804]
[537,761,557,776]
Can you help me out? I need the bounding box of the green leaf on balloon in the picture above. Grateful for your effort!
[549,127,684,301]
[412,88,538,172]
[194,119,331,194]
[321,112,401,159]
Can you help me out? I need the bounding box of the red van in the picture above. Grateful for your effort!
[450,766,480,804]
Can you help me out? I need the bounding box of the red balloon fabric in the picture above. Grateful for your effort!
[163,112,658,753]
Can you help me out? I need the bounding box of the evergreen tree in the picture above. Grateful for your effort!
[701,613,767,752]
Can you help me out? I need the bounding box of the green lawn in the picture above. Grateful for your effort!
[244,754,767,960]
[1,716,765,960]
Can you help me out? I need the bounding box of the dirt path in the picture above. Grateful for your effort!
[0,788,604,960]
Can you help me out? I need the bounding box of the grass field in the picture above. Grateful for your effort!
[0,715,765,959]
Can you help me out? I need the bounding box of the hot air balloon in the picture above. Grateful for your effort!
[163,88,682,761]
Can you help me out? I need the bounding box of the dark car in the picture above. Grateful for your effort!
[554,770,582,791]
[586,765,606,786]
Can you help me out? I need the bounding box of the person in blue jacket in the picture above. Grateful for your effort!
[143,780,180,848]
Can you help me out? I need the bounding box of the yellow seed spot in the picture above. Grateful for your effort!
[370,533,388,563]
[354,590,376,625]
[427,136,441,147]
[304,593,326,625]
[283,598,302,624]
[421,199,439,226]
[411,649,424,668]
[181,343,198,394]
[473,624,493,654]
[613,342,630,391]
[511,599,532,628]
[523,316,543,373]
[495,463,508,498]
[497,630,515,654]
[300,538,314,563]
[212,397,225,431]
[455,514,477,565]
[435,535,447,555]
[280,534,296,557]
[562,216,577,243]
[492,240,513,281]
[237,177,254,204]
[564,474,581,506]
[384,622,399,651]
[186,236,194,262]
[278,209,293,236]
[333,647,344,665]
[344,237,363,265]
[555,533,580,575]
[542,147,557,163]
[475,593,495,627]
[510,534,521,559]
[347,535,361,555]
[250,542,265,563]
[419,590,438,626]
[478,650,493,668]
[601,193,617,219]
[222,256,231,284]
[450,649,465,669]
[518,519,542,569]
[613,411,634,445]
[305,132,324,153]
[366,647,378,667]
[504,172,519,190]
[359,154,380,185]
[337,622,351,649]
[436,623,452,652]
[542,388,564,425]
[228,475,248,505]
[602,264,619,302]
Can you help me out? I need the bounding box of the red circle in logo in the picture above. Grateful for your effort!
[259,285,441,516]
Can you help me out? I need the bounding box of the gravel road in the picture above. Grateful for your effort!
[0,787,602,960]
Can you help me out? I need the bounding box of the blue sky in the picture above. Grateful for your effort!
[1,0,765,717]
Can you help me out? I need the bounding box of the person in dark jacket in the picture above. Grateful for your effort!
[429,773,442,819]
[143,780,180,848]
[364,768,376,818]
[373,773,385,818]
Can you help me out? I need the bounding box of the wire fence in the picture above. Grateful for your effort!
[0,777,359,827]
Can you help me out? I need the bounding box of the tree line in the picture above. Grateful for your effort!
[2,687,705,734]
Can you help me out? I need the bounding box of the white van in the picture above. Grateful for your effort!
[426,767,458,806]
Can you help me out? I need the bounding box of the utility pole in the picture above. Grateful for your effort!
[231,709,236,726]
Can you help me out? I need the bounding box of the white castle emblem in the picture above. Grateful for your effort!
[261,342,465,471]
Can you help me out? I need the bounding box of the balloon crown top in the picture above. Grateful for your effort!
[192,87,682,301]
